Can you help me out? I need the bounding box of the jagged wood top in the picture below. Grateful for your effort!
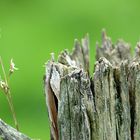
[45,30,140,140]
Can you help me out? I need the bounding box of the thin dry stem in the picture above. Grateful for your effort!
[0,56,19,131]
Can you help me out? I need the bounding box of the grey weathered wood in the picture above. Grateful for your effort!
[0,119,31,140]
[58,69,98,140]
[128,61,140,140]
[93,58,131,140]
[115,61,131,140]
[93,58,117,140]
[45,31,140,140]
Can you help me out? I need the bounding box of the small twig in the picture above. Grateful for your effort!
[0,56,8,85]
[0,56,19,131]
[6,92,19,131]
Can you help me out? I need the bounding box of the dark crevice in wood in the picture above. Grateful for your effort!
[129,71,136,140]
[113,68,123,128]
[90,78,95,97]
[116,125,119,140]
[66,78,72,140]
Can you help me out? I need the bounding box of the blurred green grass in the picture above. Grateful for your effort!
[0,0,140,139]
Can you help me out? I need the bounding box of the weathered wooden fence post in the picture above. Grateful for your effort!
[1,31,140,140]
[44,31,140,140]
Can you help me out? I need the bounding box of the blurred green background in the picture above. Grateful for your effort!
[0,0,140,139]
